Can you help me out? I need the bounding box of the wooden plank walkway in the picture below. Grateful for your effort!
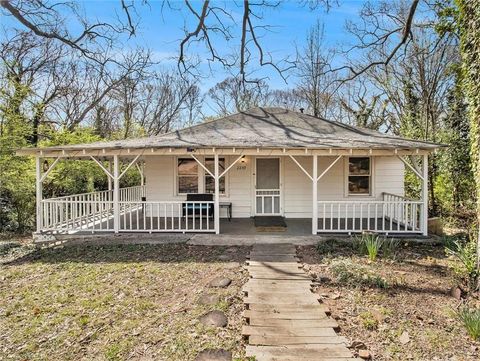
[243,244,353,361]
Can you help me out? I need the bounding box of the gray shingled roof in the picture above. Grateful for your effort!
[23,107,441,152]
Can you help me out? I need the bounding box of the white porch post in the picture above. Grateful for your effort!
[35,156,42,232]
[113,155,120,233]
[108,160,112,191]
[421,154,428,236]
[312,154,318,235]
[214,153,220,234]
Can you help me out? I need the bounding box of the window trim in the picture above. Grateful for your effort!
[176,157,199,195]
[175,156,228,196]
[345,156,374,197]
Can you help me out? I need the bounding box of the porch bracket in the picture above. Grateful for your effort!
[190,154,214,178]
[90,156,114,179]
[119,154,141,180]
[220,154,244,178]
[135,162,145,186]
[397,155,424,181]
[288,155,313,181]
[317,155,342,181]
[40,157,61,183]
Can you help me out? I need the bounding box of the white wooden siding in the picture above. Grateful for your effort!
[144,155,404,219]
[144,155,252,218]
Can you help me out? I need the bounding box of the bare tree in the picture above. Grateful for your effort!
[338,82,389,130]
[0,0,136,63]
[50,50,151,131]
[183,84,204,126]
[174,1,296,82]
[330,0,421,83]
[208,77,271,116]
[297,21,338,118]
[0,30,69,144]
[268,89,307,112]
[135,72,197,135]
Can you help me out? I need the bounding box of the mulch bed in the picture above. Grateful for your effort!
[298,241,480,360]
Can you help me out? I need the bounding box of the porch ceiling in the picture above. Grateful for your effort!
[17,107,444,158]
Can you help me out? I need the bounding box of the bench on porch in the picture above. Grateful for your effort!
[182,194,214,218]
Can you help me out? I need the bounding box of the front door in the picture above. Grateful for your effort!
[255,158,281,215]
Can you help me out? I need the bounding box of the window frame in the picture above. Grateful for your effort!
[176,158,199,195]
[175,156,228,196]
[345,156,374,197]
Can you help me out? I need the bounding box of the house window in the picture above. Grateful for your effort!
[177,158,198,194]
[348,157,371,195]
[205,158,226,194]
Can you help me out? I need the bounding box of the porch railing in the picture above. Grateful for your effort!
[40,187,215,233]
[119,201,214,232]
[317,192,423,234]
[46,185,146,203]
[41,185,145,232]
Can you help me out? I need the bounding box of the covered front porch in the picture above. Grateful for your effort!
[37,176,426,236]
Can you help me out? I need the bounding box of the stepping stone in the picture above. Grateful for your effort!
[242,325,337,337]
[249,335,349,346]
[248,317,338,328]
[199,310,228,328]
[194,349,232,361]
[245,345,353,359]
[198,293,220,305]
[209,277,232,288]
[244,310,329,320]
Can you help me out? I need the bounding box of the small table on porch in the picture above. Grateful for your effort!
[219,202,232,221]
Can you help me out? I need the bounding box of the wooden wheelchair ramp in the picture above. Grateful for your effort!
[243,244,353,361]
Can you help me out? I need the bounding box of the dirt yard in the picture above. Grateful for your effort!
[0,238,250,361]
[298,240,480,360]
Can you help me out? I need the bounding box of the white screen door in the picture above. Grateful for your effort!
[255,158,281,215]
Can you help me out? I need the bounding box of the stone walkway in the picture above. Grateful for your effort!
[242,244,353,361]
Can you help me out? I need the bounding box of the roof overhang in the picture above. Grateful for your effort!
[16,146,438,158]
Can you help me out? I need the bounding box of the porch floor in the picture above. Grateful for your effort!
[38,216,429,246]
[59,215,411,235]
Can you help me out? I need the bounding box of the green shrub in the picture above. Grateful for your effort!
[457,307,480,340]
[359,311,379,330]
[354,232,384,261]
[445,234,478,290]
[382,238,400,260]
[330,260,389,289]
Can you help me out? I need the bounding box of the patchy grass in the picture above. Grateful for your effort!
[298,240,480,360]
[330,260,390,289]
[457,307,480,341]
[0,239,250,360]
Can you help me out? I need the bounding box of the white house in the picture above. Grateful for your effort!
[17,107,441,236]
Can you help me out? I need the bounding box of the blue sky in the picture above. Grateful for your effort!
[74,0,365,90]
